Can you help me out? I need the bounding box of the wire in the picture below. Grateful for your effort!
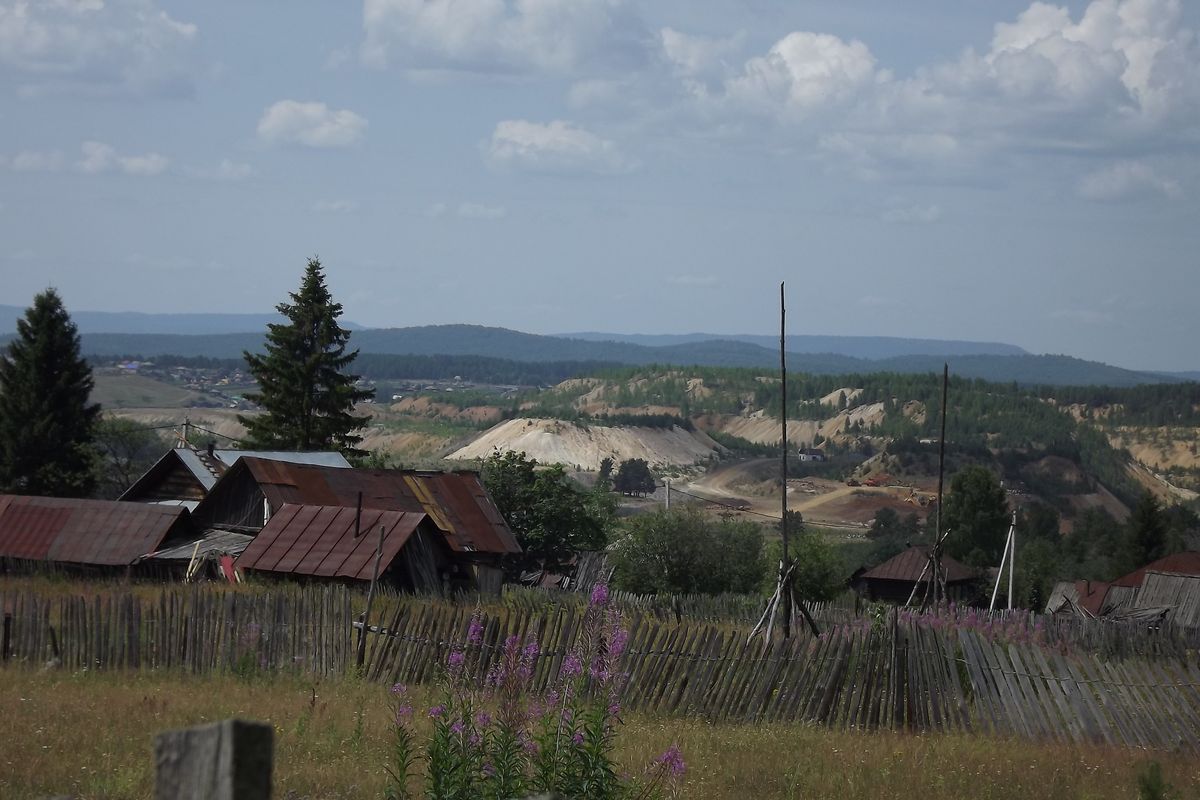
[663,484,784,521]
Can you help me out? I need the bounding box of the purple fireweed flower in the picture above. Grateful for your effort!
[448,650,466,669]
[428,704,446,718]
[572,731,585,745]
[395,705,413,724]
[590,583,609,607]
[390,682,407,696]
[608,625,629,660]
[656,744,686,777]
[482,762,496,777]
[561,653,582,678]
[545,689,560,707]
[450,719,465,735]
[469,731,482,747]
[467,613,485,646]
[475,711,492,728]
[608,701,621,716]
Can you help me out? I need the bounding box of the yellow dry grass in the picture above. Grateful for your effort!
[1,668,1197,800]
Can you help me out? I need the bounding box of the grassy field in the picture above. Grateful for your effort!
[91,373,207,409]
[1,668,1196,800]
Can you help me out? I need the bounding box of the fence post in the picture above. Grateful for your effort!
[154,719,273,800]
[2,613,10,662]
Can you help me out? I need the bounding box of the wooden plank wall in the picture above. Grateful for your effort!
[2,585,1198,751]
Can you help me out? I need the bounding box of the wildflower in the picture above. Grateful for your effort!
[448,650,466,670]
[428,704,446,718]
[469,731,482,747]
[608,701,621,716]
[389,683,407,696]
[474,710,492,728]
[467,613,485,646]
[450,719,465,735]
[561,653,582,678]
[572,731,585,745]
[395,704,413,724]
[482,762,496,778]
[656,744,686,777]
[608,624,629,660]
[545,690,560,707]
[590,583,610,607]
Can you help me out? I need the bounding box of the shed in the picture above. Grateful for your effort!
[1133,571,1200,629]
[141,528,255,581]
[0,494,192,572]
[233,504,448,593]
[1111,551,1200,588]
[854,546,979,604]
[192,458,520,559]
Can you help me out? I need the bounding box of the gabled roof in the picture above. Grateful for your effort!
[230,458,520,555]
[1112,551,1200,588]
[860,546,977,583]
[121,446,351,503]
[235,504,428,580]
[0,494,190,566]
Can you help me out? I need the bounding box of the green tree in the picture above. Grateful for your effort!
[613,458,656,496]
[1126,493,1168,567]
[768,528,845,602]
[611,507,766,595]
[0,290,100,497]
[941,465,1010,568]
[240,257,372,453]
[92,418,167,499]
[482,450,612,575]
[869,507,901,538]
[596,456,614,492]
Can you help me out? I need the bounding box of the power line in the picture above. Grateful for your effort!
[663,484,783,521]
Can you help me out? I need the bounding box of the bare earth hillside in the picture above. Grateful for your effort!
[446,418,721,469]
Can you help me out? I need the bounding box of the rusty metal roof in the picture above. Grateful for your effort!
[1112,551,1200,588]
[860,545,977,583]
[0,494,190,566]
[236,458,520,555]
[234,504,427,580]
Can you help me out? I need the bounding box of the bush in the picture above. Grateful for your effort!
[610,507,767,595]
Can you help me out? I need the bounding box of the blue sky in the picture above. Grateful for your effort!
[1,0,1198,371]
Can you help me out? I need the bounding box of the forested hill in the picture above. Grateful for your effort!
[560,332,1028,359]
[10,323,1185,387]
[0,305,363,335]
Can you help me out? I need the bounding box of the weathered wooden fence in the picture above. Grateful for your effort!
[3,584,1199,751]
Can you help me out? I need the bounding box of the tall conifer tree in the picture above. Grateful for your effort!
[240,257,371,452]
[0,289,100,497]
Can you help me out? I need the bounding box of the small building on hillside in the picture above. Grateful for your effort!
[853,546,980,604]
[234,504,448,593]
[797,448,825,462]
[120,445,351,508]
[190,457,521,590]
[0,494,192,574]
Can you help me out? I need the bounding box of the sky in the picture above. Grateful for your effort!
[1,0,1199,372]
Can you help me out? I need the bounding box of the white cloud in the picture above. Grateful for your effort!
[725,32,878,116]
[457,202,507,219]
[487,119,633,174]
[0,0,198,96]
[361,0,648,74]
[76,141,168,175]
[312,199,358,213]
[427,201,449,217]
[660,27,743,82]
[9,150,64,171]
[213,159,253,181]
[257,101,368,148]
[1077,160,1181,200]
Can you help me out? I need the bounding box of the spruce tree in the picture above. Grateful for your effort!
[240,257,372,453]
[0,289,100,497]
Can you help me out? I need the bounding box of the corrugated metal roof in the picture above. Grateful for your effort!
[0,494,189,566]
[237,458,520,555]
[235,504,426,580]
[860,546,977,583]
[177,448,221,490]
[215,450,351,469]
[144,529,255,561]
[1112,551,1200,588]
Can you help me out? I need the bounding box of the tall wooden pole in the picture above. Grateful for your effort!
[933,364,949,606]
[780,282,791,640]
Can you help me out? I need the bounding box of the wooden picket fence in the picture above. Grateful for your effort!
[2,584,1199,751]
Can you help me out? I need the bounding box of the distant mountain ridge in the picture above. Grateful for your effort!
[561,331,1028,359]
[0,305,363,335]
[6,322,1178,388]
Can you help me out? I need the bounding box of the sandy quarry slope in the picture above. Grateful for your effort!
[446,418,721,469]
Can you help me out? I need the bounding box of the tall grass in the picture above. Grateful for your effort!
[1,667,1197,800]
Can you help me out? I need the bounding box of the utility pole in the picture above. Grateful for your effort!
[664,477,671,511]
[780,281,791,640]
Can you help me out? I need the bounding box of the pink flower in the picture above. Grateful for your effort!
[448,650,466,669]
[467,614,485,646]
[562,653,582,678]
[572,731,585,745]
[450,719,465,735]
[474,711,492,728]
[428,704,446,718]
[656,744,686,777]
[389,682,407,695]
[590,583,610,607]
